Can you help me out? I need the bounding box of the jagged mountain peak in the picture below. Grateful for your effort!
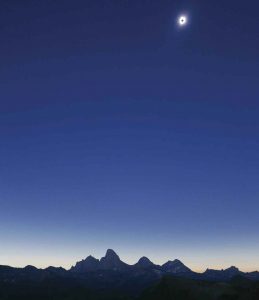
[163,259,184,266]
[162,259,191,273]
[100,249,129,271]
[225,266,240,272]
[203,265,242,281]
[138,256,152,263]
[135,256,154,268]
[174,259,184,263]
[104,249,120,260]
[24,265,38,271]
[224,266,241,276]
[205,266,240,273]
[70,255,99,272]
[84,255,99,262]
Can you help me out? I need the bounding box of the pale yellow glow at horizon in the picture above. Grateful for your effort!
[1,239,259,272]
[2,253,259,273]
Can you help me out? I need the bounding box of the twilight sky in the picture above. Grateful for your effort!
[0,0,259,272]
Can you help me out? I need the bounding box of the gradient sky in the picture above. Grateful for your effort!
[0,0,259,272]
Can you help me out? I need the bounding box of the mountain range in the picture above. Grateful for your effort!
[1,249,258,283]
[1,250,259,299]
[70,249,259,281]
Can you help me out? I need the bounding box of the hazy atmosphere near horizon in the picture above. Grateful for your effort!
[1,0,259,274]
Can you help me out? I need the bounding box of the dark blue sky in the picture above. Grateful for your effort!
[0,0,259,271]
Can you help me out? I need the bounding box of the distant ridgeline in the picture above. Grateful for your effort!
[0,249,259,300]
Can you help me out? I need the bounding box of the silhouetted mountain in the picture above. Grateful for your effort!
[71,255,99,272]
[71,251,193,277]
[71,249,130,273]
[161,259,192,274]
[99,249,130,271]
[246,270,259,280]
[1,249,259,300]
[203,266,242,281]
[134,257,156,269]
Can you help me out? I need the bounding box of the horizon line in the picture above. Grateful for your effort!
[1,249,258,274]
